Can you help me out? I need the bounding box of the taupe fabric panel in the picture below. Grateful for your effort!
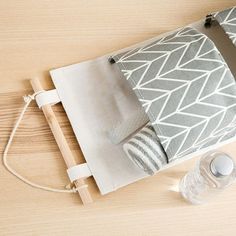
[214,6,236,46]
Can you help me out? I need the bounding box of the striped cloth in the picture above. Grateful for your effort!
[123,123,168,175]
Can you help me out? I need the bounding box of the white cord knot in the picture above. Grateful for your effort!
[65,183,88,193]
[23,90,44,104]
[23,94,35,103]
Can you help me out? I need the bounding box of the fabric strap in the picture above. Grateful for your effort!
[35,89,61,108]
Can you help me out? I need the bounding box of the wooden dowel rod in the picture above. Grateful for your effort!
[30,78,93,204]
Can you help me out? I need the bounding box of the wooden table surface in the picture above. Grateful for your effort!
[1,1,236,235]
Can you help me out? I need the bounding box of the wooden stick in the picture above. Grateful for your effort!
[30,78,93,204]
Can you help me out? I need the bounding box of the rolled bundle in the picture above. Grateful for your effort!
[123,123,168,175]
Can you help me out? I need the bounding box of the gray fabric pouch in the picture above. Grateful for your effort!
[111,26,236,168]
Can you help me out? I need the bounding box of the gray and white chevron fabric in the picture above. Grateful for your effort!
[123,123,168,175]
[112,27,236,163]
[214,6,236,46]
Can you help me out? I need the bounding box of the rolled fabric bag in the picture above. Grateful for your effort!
[123,123,168,175]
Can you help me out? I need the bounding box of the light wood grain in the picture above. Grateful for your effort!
[1,1,236,235]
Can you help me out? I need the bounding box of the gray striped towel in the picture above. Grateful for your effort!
[123,123,168,175]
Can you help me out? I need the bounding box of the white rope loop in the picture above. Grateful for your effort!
[2,91,78,193]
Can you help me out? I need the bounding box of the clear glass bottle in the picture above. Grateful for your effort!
[179,151,236,204]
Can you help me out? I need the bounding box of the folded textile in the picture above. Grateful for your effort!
[123,123,168,175]
[112,26,236,164]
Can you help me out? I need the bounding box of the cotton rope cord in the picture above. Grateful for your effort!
[2,92,78,193]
